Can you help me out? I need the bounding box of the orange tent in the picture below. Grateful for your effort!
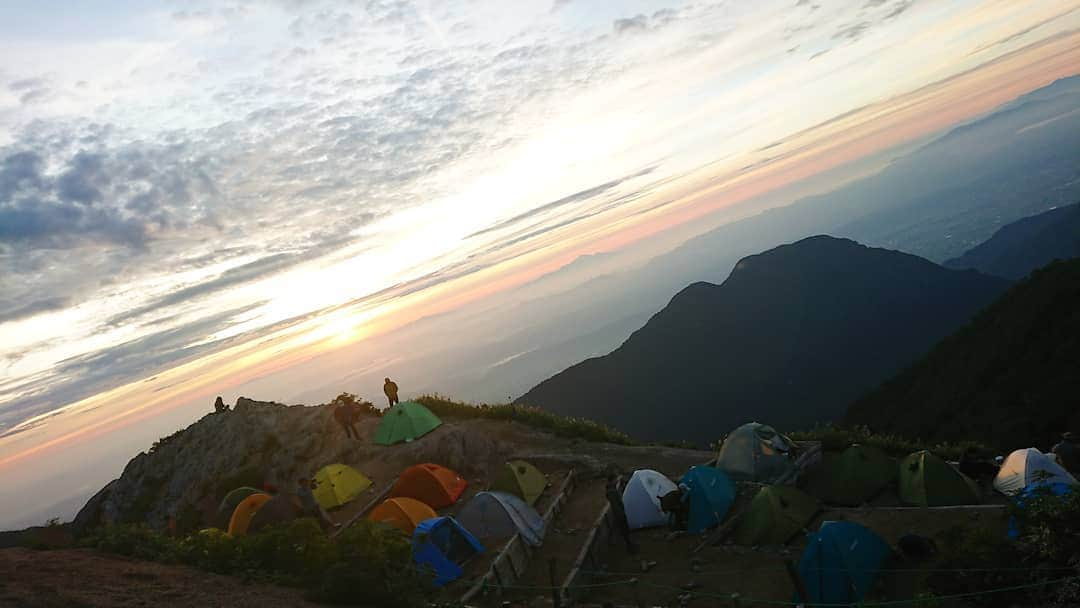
[390,463,467,508]
[368,497,437,535]
[227,492,271,536]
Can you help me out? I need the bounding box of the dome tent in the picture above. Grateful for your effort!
[456,491,546,546]
[993,448,1078,496]
[248,494,301,533]
[412,516,484,586]
[217,487,262,526]
[313,463,373,509]
[391,463,467,509]
[679,466,737,534]
[368,497,437,535]
[227,492,271,536]
[826,444,897,506]
[622,469,679,530]
[899,451,980,507]
[732,485,820,546]
[798,521,892,606]
[374,401,442,445]
[491,460,548,506]
[716,422,797,482]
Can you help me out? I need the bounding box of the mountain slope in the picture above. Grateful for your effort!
[847,259,1080,449]
[516,236,1011,443]
[944,202,1080,279]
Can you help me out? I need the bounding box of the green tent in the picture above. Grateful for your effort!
[898,450,980,507]
[733,485,820,546]
[490,460,548,506]
[826,445,897,506]
[374,401,442,446]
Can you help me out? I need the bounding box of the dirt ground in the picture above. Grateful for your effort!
[0,548,316,608]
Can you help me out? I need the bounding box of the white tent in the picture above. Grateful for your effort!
[622,469,678,529]
[993,448,1079,496]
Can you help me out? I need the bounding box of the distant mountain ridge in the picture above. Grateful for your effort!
[944,202,1080,279]
[847,258,1080,449]
[517,236,1011,443]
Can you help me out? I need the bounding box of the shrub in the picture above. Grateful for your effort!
[81,519,429,607]
[330,392,380,417]
[417,394,634,445]
[788,424,984,460]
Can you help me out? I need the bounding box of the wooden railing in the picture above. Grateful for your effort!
[459,468,577,603]
[557,502,613,606]
[331,481,394,539]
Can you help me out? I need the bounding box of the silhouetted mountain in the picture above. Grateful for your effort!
[517,236,1010,443]
[847,259,1080,450]
[944,202,1080,279]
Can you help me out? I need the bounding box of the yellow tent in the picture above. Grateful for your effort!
[313,464,373,509]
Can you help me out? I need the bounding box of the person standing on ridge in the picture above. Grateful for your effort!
[333,399,361,440]
[605,472,638,554]
[383,377,399,407]
[297,477,335,532]
[213,396,228,413]
[1052,432,1080,474]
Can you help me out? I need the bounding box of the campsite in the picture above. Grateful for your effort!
[6,394,1073,608]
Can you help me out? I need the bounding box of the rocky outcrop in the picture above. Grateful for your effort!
[73,397,509,533]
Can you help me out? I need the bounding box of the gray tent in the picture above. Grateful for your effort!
[716,422,797,482]
[456,491,545,547]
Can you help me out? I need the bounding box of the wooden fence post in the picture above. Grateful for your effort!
[549,558,561,608]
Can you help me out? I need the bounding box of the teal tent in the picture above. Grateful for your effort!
[679,466,736,533]
[797,521,892,605]
[375,401,442,446]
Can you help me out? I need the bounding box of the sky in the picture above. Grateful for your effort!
[1,0,1078,528]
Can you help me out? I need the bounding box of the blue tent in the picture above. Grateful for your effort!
[798,521,891,605]
[1008,482,1075,539]
[678,466,736,533]
[411,517,484,586]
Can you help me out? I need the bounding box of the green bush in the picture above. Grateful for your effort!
[83,519,430,607]
[330,392,380,417]
[926,487,1080,605]
[417,394,634,445]
[788,424,984,460]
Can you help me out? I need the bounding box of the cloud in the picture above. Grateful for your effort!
[466,167,656,240]
[0,296,70,324]
[0,135,218,251]
[614,14,650,35]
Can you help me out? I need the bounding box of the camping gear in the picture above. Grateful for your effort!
[993,448,1078,496]
[622,469,679,530]
[411,516,484,586]
[313,464,373,509]
[490,460,548,506]
[1008,482,1075,539]
[826,444,897,506]
[798,521,891,605]
[368,497,438,535]
[899,451,980,506]
[733,485,820,546]
[679,466,737,534]
[249,494,301,533]
[716,422,797,483]
[391,463,467,508]
[456,491,546,546]
[227,492,271,536]
[217,486,262,525]
[374,401,442,445]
